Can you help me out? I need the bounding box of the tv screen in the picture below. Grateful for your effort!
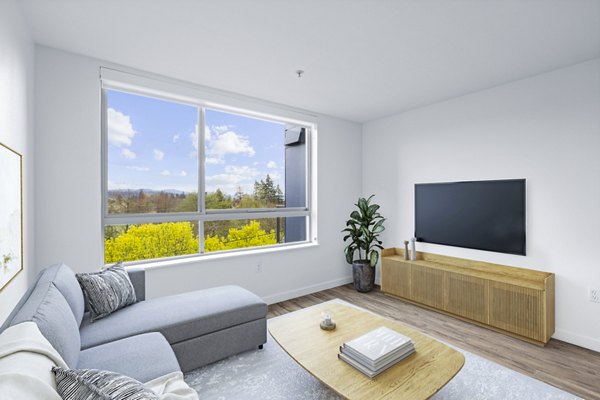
[415,179,526,255]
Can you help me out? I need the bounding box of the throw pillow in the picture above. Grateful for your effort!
[76,263,137,322]
[52,367,159,400]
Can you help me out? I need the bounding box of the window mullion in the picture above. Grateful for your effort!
[201,210,309,222]
[198,107,206,213]
[198,107,206,254]
[105,212,202,225]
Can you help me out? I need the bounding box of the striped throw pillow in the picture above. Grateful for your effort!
[52,367,159,400]
[76,263,137,322]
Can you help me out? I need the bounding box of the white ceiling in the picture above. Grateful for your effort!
[18,0,600,123]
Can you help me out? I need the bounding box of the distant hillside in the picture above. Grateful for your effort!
[108,189,188,198]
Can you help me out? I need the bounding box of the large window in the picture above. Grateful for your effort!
[102,80,312,264]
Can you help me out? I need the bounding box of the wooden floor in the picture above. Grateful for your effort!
[268,284,600,400]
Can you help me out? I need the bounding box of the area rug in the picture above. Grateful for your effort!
[185,300,579,400]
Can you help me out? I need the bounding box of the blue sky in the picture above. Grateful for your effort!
[106,89,285,195]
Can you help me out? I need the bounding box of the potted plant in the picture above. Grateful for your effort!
[342,195,385,292]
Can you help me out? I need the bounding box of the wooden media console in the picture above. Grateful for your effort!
[381,248,555,345]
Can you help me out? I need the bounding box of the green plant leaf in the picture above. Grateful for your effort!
[369,250,379,267]
[344,246,354,264]
[367,204,380,217]
[350,211,361,221]
[360,226,370,238]
[357,198,367,213]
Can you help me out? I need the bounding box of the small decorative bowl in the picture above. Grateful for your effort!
[320,320,336,330]
[320,310,336,330]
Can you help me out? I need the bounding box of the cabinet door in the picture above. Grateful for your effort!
[445,273,488,323]
[381,259,410,298]
[411,265,445,309]
[489,281,544,341]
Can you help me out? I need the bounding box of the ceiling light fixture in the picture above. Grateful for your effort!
[295,70,304,78]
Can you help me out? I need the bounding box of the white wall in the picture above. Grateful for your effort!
[0,0,35,323]
[34,46,362,303]
[363,59,600,351]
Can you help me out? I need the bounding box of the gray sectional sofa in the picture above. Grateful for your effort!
[0,263,267,383]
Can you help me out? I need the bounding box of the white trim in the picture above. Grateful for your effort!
[100,66,317,126]
[125,241,320,271]
[104,209,309,225]
[309,123,318,242]
[261,275,353,305]
[553,328,600,352]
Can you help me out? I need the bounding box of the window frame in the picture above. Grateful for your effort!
[100,69,316,265]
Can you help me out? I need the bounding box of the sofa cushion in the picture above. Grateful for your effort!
[51,264,86,327]
[80,285,267,349]
[5,282,81,368]
[52,367,159,400]
[0,264,84,331]
[126,268,146,302]
[78,333,180,383]
[76,263,137,322]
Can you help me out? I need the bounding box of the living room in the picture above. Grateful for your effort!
[1,1,599,399]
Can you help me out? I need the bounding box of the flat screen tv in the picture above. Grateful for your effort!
[415,179,526,255]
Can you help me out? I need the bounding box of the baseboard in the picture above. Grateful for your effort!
[553,328,600,352]
[262,276,353,305]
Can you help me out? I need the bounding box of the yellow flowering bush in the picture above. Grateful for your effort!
[105,220,277,263]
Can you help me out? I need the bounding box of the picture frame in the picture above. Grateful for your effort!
[0,142,23,291]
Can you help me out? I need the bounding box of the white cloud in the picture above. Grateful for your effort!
[107,180,132,190]
[267,161,277,169]
[107,108,136,147]
[189,126,200,158]
[173,133,180,143]
[206,174,243,185]
[268,172,282,181]
[205,174,252,195]
[127,166,149,172]
[160,169,186,177]
[153,149,165,160]
[213,125,229,133]
[224,165,259,177]
[189,126,253,163]
[205,165,259,195]
[121,148,137,159]
[189,125,252,163]
[191,128,199,150]
[207,130,255,163]
[206,157,224,165]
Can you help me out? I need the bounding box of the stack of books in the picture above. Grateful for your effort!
[338,326,416,378]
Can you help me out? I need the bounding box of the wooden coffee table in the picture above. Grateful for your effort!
[268,303,464,400]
